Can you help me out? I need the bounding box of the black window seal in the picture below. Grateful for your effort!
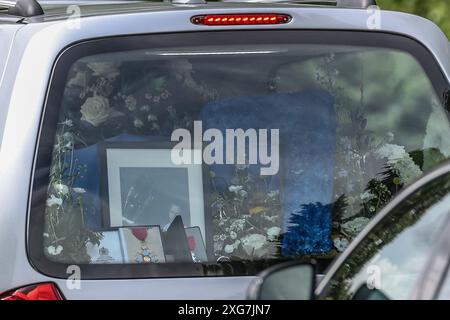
[28,30,450,280]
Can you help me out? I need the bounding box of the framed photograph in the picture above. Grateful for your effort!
[119,226,166,263]
[185,226,208,262]
[98,142,207,243]
[86,229,124,264]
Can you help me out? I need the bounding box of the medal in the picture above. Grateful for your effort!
[131,228,159,263]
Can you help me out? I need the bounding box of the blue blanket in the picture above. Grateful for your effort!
[201,90,336,255]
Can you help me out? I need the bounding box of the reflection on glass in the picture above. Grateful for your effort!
[321,173,450,300]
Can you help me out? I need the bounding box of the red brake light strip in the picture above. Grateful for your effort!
[191,14,292,26]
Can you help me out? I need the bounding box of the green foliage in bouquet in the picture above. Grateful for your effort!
[44,122,102,263]
[210,166,283,260]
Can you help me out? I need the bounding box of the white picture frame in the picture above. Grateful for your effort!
[99,142,206,240]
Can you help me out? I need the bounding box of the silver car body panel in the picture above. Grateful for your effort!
[0,3,449,299]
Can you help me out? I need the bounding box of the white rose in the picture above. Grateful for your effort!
[224,245,234,254]
[54,183,69,195]
[242,234,267,257]
[73,187,86,194]
[230,231,237,240]
[46,195,63,207]
[80,96,111,127]
[267,226,281,240]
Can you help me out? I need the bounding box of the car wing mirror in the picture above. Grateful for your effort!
[247,261,316,300]
[352,284,390,300]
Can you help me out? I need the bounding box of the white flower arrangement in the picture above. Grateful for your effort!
[241,234,268,258]
[54,183,69,196]
[80,96,113,127]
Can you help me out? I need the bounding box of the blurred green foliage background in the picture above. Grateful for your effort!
[378,0,450,38]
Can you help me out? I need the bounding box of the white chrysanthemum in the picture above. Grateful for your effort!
[375,143,422,184]
[394,156,422,184]
[341,217,370,237]
[375,144,407,162]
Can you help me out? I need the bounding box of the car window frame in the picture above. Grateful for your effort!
[28,30,450,280]
[316,161,450,298]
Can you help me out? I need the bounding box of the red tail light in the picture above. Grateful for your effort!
[0,283,63,300]
[191,14,292,26]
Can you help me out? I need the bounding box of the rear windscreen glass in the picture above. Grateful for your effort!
[29,31,450,278]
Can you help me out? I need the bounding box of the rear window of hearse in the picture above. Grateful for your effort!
[29,31,450,279]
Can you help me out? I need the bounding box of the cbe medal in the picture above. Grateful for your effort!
[131,228,158,263]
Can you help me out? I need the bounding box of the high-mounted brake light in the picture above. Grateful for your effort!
[0,283,63,300]
[191,14,292,26]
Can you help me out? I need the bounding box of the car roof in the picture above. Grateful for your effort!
[0,0,449,80]
[0,0,372,23]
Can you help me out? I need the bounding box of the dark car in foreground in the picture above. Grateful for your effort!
[249,161,450,300]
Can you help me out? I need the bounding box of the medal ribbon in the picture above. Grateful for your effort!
[131,228,148,242]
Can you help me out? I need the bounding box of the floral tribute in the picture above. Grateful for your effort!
[209,166,283,260]
[44,120,102,263]
[313,53,445,256]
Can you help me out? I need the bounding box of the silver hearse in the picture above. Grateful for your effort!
[0,0,449,299]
